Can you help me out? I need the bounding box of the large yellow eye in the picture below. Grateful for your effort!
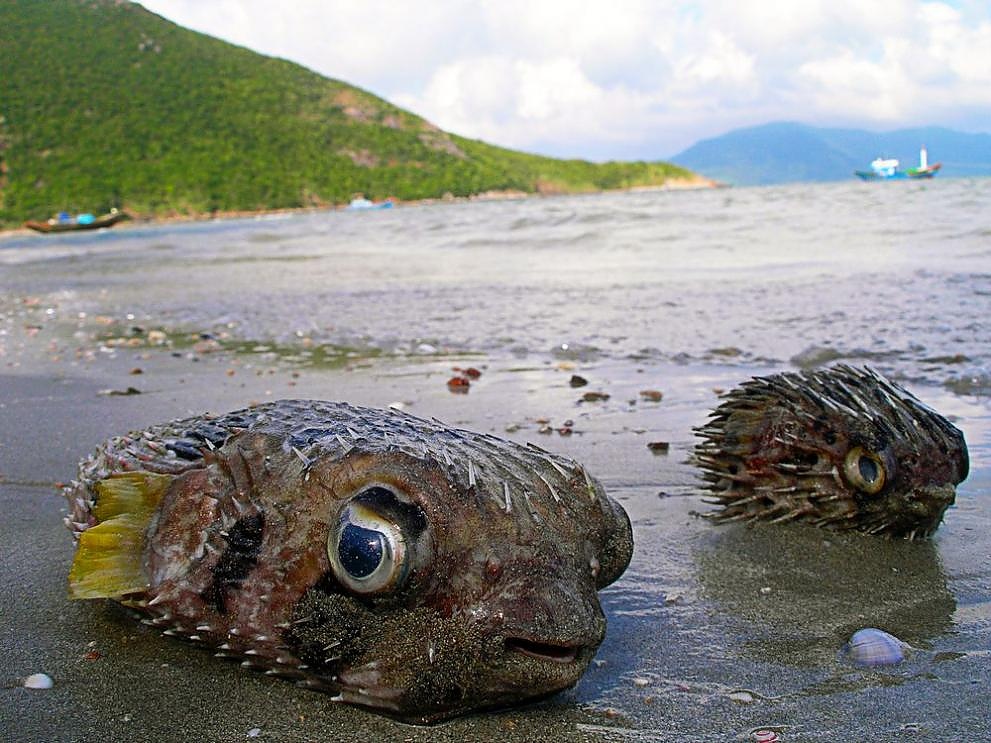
[327,489,409,595]
[843,447,886,494]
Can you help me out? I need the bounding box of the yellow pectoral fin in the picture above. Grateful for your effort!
[68,472,172,600]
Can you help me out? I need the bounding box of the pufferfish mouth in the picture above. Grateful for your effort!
[504,637,582,664]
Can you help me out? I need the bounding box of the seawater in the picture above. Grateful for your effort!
[3,178,990,393]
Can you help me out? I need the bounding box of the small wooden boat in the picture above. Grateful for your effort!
[24,209,128,233]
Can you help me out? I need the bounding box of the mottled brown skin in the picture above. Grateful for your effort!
[694,365,969,539]
[65,400,633,723]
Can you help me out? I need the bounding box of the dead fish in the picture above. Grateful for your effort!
[63,400,633,723]
[694,365,968,539]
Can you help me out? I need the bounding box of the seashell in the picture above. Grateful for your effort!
[842,628,906,667]
[23,673,54,689]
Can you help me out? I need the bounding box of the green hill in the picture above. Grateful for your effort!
[0,0,696,228]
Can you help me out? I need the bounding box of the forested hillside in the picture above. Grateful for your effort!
[0,0,696,227]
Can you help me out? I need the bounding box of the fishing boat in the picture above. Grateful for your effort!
[24,208,128,233]
[345,197,394,211]
[855,147,941,181]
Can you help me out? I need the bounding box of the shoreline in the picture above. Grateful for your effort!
[0,175,719,239]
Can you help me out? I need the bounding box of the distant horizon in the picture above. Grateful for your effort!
[140,0,991,162]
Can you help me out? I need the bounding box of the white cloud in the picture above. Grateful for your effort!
[140,0,991,158]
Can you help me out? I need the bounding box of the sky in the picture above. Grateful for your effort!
[140,0,991,160]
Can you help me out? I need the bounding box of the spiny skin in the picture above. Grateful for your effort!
[64,400,633,723]
[694,366,969,539]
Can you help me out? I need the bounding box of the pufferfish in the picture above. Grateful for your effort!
[64,400,633,723]
[694,365,969,539]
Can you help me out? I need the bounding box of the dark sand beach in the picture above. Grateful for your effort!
[2,182,989,741]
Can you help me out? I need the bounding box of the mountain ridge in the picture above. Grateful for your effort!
[671,121,991,186]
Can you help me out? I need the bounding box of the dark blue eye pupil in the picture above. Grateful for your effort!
[338,523,386,579]
[859,456,879,483]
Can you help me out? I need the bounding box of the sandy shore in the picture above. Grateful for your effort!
[2,328,989,742]
[0,176,718,239]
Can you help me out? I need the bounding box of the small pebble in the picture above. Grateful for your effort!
[247,729,262,738]
[98,386,142,396]
[639,389,663,402]
[647,441,670,454]
[581,391,610,402]
[23,673,53,689]
[728,690,755,703]
[446,376,470,393]
[632,677,650,688]
[569,374,588,387]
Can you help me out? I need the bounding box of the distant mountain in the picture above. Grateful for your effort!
[0,1,697,228]
[671,122,991,186]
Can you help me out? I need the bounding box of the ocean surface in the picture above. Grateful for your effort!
[2,179,989,741]
[3,178,991,393]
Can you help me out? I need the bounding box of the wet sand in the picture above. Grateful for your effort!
[2,337,989,743]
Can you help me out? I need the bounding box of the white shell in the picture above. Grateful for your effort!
[843,628,906,667]
[23,673,54,689]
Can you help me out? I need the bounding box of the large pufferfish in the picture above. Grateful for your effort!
[694,365,969,539]
[63,400,634,723]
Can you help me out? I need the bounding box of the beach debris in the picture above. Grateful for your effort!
[753,731,780,743]
[192,338,221,354]
[23,673,54,689]
[842,628,906,667]
[129,367,143,375]
[727,690,755,704]
[581,391,610,403]
[461,367,482,379]
[446,376,470,393]
[639,389,663,402]
[694,365,969,539]
[98,386,142,396]
[646,441,670,454]
[632,677,651,688]
[790,345,845,369]
[246,729,262,738]
[569,375,588,388]
[62,399,634,723]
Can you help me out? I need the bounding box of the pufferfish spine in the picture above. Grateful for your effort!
[63,399,634,724]
[694,365,968,539]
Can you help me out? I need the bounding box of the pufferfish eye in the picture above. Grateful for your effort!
[328,487,410,595]
[843,447,886,494]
